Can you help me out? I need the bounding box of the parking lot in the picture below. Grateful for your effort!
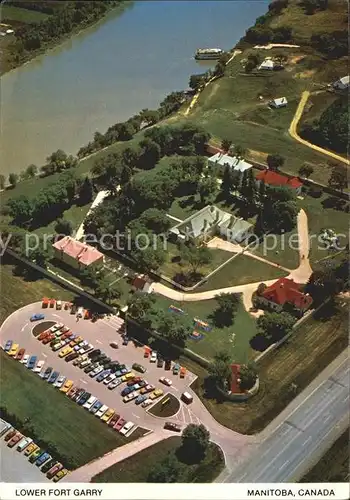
[0,302,201,433]
[0,438,50,483]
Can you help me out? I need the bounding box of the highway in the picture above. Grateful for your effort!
[224,357,349,482]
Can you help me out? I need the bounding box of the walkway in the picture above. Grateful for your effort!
[75,190,109,241]
[289,91,350,165]
[253,43,300,50]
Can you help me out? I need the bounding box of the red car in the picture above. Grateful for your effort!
[8,433,23,448]
[15,348,25,360]
[114,418,126,431]
[4,429,16,442]
[108,414,120,427]
[127,377,142,386]
[46,463,63,479]
[38,330,50,341]
[42,334,55,345]
[61,331,72,340]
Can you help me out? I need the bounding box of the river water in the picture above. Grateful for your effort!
[0,1,267,176]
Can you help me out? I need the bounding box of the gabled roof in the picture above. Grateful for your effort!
[271,97,288,107]
[209,153,252,173]
[337,75,349,86]
[230,364,241,393]
[261,278,312,308]
[256,170,302,189]
[258,59,274,70]
[170,205,230,239]
[53,236,103,266]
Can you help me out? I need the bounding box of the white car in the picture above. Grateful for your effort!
[123,391,138,403]
[33,360,45,373]
[150,351,157,363]
[52,341,65,351]
[159,377,172,387]
[90,365,104,378]
[79,343,94,355]
[50,323,63,333]
[95,404,108,418]
[20,354,30,365]
[80,358,91,369]
[108,378,123,390]
[83,396,97,410]
[54,375,66,388]
[120,421,135,436]
[141,399,153,408]
[103,373,116,385]
[74,340,87,352]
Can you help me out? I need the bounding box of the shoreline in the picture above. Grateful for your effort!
[0,1,133,78]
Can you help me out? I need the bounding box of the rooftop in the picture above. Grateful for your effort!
[261,278,313,308]
[53,236,103,266]
[256,170,302,189]
[230,364,242,394]
[209,152,253,173]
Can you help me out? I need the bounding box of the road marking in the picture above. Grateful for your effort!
[278,459,290,471]
[96,340,102,345]
[21,322,29,332]
[171,386,178,392]
[132,413,141,419]
[41,353,47,358]
[302,436,311,447]
[80,379,87,384]
[52,314,61,318]
[324,414,332,423]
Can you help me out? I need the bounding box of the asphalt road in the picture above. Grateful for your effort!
[0,439,50,483]
[223,357,349,482]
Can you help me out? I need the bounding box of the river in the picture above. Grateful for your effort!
[0,0,267,176]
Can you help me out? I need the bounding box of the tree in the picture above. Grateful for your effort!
[267,154,285,171]
[222,164,234,199]
[157,312,191,346]
[182,243,211,274]
[213,61,226,77]
[138,139,161,170]
[80,266,101,289]
[274,52,288,66]
[214,293,240,327]
[25,164,38,178]
[298,164,314,179]
[199,176,217,204]
[95,280,121,304]
[45,149,67,173]
[244,60,256,74]
[27,246,51,269]
[147,454,183,483]
[221,139,232,153]
[257,311,295,342]
[78,176,94,204]
[8,173,19,187]
[139,208,171,234]
[189,74,206,91]
[127,292,156,326]
[139,108,159,125]
[7,195,34,225]
[328,163,348,193]
[91,152,123,195]
[239,362,258,391]
[181,424,210,462]
[122,146,140,169]
[132,244,166,273]
[305,266,339,305]
[0,174,5,190]
[232,144,246,159]
[54,218,73,236]
[239,168,256,204]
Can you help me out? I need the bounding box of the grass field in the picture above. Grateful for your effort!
[1,5,49,23]
[153,294,258,363]
[300,431,349,483]
[0,350,131,469]
[91,436,224,483]
[149,393,180,418]
[188,297,348,434]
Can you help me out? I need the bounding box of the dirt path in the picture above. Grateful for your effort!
[289,91,350,165]
[288,208,313,284]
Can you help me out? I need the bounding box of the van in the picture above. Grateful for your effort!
[181,392,193,404]
[56,300,62,310]
[17,437,33,452]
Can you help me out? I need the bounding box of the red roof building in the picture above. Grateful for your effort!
[230,364,242,394]
[259,278,313,312]
[52,236,104,270]
[256,170,303,192]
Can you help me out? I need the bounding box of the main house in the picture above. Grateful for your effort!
[169,205,253,244]
[256,169,303,195]
[208,152,253,179]
[52,236,104,270]
[256,278,313,315]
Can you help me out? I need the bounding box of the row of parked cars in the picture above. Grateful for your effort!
[0,419,68,482]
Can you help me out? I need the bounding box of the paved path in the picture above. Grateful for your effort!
[253,43,300,50]
[288,208,313,284]
[289,91,350,165]
[75,190,109,241]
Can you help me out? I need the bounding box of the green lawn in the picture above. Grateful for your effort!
[91,436,224,483]
[34,202,92,236]
[1,5,49,23]
[0,350,132,469]
[153,294,258,363]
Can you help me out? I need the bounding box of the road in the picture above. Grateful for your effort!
[220,354,349,482]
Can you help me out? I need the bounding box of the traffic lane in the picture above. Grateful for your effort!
[0,439,50,483]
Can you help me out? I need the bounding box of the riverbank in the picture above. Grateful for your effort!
[0,1,133,76]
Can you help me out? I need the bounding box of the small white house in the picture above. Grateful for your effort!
[208,152,253,176]
[258,58,275,71]
[6,29,15,35]
[269,97,288,109]
[332,75,349,90]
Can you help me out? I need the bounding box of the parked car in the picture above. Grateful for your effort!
[35,452,51,467]
[53,468,68,482]
[120,372,135,382]
[95,404,108,418]
[69,333,77,341]
[89,365,104,378]
[108,414,120,427]
[17,437,33,452]
[46,462,63,479]
[80,358,92,369]
[4,429,17,442]
[71,304,77,315]
[108,378,123,390]
[135,394,147,405]
[121,386,133,397]
[52,341,65,352]
[8,432,23,448]
[4,340,13,352]
[88,349,101,359]
[144,347,150,358]
[150,389,163,400]
[61,330,72,340]
[72,388,85,402]
[83,396,97,410]
[37,331,49,341]
[103,373,116,385]
[122,336,129,346]
[157,357,164,368]
[40,366,53,380]
[0,423,12,437]
[150,351,157,363]
[96,369,111,382]
[79,343,94,355]
[27,355,37,370]
[73,355,86,366]
[164,359,172,371]
[50,338,61,348]
[180,366,186,378]
[54,375,66,389]
[56,300,62,310]
[24,443,39,456]
[60,379,74,394]
[48,371,59,384]
[77,391,91,406]
[110,342,119,349]
[132,363,146,374]
[172,363,180,375]
[140,384,155,395]
[74,340,88,352]
[181,391,193,404]
[58,346,73,358]
[41,458,57,473]
[84,362,98,374]
[89,400,103,414]
[123,391,138,403]
[50,323,63,333]
[33,360,45,373]
[100,357,111,367]
[114,418,126,431]
[42,334,55,345]
[67,387,79,400]
[159,376,172,387]
[65,352,79,363]
[127,377,142,386]
[120,421,134,435]
[15,348,25,361]
[30,313,45,322]
[101,408,115,422]
[129,383,141,392]
[21,354,30,365]
[8,343,19,356]
[141,399,153,408]
[29,448,42,463]
[164,422,181,432]
[45,462,63,479]
[69,336,83,347]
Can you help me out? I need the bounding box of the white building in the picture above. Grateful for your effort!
[332,75,349,90]
[258,58,275,70]
[208,152,252,176]
[269,97,288,108]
